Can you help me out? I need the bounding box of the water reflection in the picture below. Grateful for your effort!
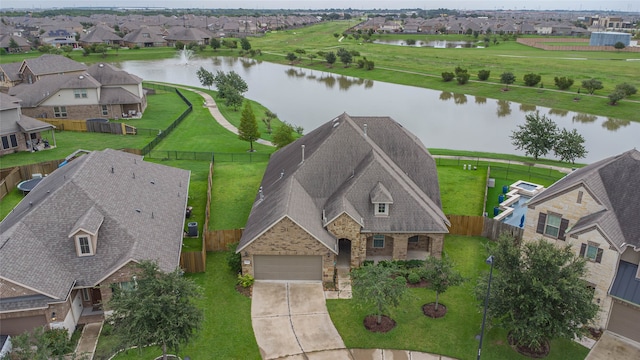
[439,91,452,101]
[519,104,537,112]
[549,108,569,117]
[286,68,371,91]
[602,118,630,131]
[572,113,597,124]
[475,96,487,105]
[453,93,467,105]
[240,58,260,69]
[497,100,511,117]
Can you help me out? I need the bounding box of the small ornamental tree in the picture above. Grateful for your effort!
[554,76,574,90]
[608,90,625,105]
[285,52,297,63]
[210,38,221,51]
[500,72,516,89]
[523,73,542,87]
[581,78,604,95]
[614,41,626,50]
[240,37,251,51]
[441,72,455,82]
[352,263,407,325]
[553,128,587,164]
[238,102,260,152]
[423,254,464,311]
[510,111,559,160]
[615,83,637,97]
[477,69,490,81]
[196,66,214,89]
[456,72,470,85]
[325,51,337,66]
[272,123,295,149]
[337,47,352,67]
[476,234,598,354]
[110,261,203,360]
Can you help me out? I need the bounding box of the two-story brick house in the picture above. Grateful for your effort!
[0,92,56,156]
[522,149,640,342]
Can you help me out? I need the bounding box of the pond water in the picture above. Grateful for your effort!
[117,56,639,163]
[373,39,477,48]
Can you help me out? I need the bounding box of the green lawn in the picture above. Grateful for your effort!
[327,235,590,360]
[210,162,268,230]
[95,252,260,360]
[438,165,486,216]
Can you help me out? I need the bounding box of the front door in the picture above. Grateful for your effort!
[91,287,103,310]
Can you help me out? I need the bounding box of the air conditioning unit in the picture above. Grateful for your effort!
[187,222,198,237]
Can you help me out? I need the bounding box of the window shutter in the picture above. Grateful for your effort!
[558,218,569,240]
[579,243,587,257]
[536,213,547,234]
[595,248,603,263]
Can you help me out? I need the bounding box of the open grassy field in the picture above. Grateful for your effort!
[327,235,590,360]
[247,21,640,121]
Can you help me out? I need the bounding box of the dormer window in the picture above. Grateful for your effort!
[370,182,393,217]
[76,235,94,256]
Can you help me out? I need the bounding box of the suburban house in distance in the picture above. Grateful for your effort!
[237,113,450,283]
[0,92,56,156]
[0,149,190,336]
[7,56,146,120]
[522,149,640,343]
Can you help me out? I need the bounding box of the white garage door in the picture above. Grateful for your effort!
[608,301,640,343]
[254,255,322,281]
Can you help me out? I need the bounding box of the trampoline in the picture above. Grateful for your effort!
[17,178,43,194]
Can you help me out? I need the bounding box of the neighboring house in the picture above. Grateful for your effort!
[164,26,212,46]
[16,54,87,85]
[0,62,22,88]
[122,26,167,48]
[7,59,146,120]
[237,113,450,283]
[40,29,78,48]
[0,149,190,336]
[78,25,123,47]
[0,92,56,156]
[0,34,31,53]
[522,149,640,342]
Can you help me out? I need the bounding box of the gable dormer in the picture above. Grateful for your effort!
[370,182,393,216]
[68,206,104,257]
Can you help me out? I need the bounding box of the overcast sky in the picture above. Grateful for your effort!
[7,0,639,12]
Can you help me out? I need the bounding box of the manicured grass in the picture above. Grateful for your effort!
[113,89,188,130]
[211,162,268,230]
[437,165,486,216]
[430,148,584,169]
[327,235,590,360]
[96,252,260,360]
[247,21,640,121]
[0,188,24,221]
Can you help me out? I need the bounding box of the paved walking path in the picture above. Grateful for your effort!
[73,322,102,359]
[432,155,574,174]
[148,82,274,147]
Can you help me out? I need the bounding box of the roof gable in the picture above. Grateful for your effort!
[370,182,394,204]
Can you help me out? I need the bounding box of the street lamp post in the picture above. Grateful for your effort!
[477,255,494,360]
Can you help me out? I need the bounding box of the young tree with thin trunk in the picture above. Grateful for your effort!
[500,72,515,89]
[238,102,260,152]
[423,254,464,311]
[196,66,214,89]
[581,78,603,95]
[352,263,407,325]
[109,261,203,360]
[553,128,587,164]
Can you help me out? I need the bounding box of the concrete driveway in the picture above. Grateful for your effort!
[251,281,350,359]
[585,331,640,360]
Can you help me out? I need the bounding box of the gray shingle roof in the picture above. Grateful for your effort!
[122,27,167,45]
[99,87,142,105]
[0,149,190,309]
[17,114,55,132]
[8,73,101,107]
[165,26,212,41]
[21,54,87,76]
[87,63,142,86]
[0,92,20,110]
[0,61,22,82]
[79,25,123,43]
[238,113,449,253]
[370,182,394,203]
[529,149,640,251]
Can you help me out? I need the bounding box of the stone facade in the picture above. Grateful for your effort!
[97,261,141,308]
[523,185,625,330]
[326,213,364,267]
[242,217,336,282]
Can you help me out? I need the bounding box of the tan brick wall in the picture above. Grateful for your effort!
[364,233,443,259]
[326,213,365,267]
[0,278,39,298]
[98,261,141,309]
[22,104,113,120]
[0,295,71,329]
[242,217,335,282]
[365,235,393,256]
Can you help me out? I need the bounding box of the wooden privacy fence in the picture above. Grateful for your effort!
[38,118,137,135]
[39,118,87,132]
[0,159,63,200]
[205,229,244,252]
[446,214,523,242]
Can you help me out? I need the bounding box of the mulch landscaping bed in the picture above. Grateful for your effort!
[363,315,396,333]
[508,332,550,358]
[422,302,447,318]
[235,284,252,298]
[406,279,429,288]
